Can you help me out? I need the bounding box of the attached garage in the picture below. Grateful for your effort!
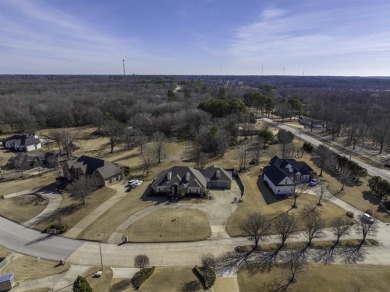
[0,274,16,291]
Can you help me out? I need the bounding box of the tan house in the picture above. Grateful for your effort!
[63,155,123,186]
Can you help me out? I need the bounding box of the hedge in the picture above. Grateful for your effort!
[194,265,216,289]
[131,266,155,289]
[43,223,68,234]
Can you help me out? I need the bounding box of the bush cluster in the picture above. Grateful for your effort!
[131,267,155,289]
[194,265,216,289]
[43,224,68,234]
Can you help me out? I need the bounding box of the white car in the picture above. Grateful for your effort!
[309,178,320,186]
[361,213,375,224]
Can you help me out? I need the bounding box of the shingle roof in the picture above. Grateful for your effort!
[67,155,122,180]
[6,134,40,147]
[202,165,232,182]
[264,164,291,186]
[270,156,313,176]
[153,166,207,189]
[0,273,14,282]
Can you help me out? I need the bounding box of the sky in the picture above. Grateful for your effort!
[0,0,389,76]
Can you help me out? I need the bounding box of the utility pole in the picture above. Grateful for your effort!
[122,59,126,76]
[99,241,103,271]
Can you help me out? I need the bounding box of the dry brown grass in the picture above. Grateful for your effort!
[125,209,211,242]
[110,279,136,292]
[0,171,56,195]
[0,194,48,223]
[140,267,202,292]
[34,187,116,232]
[0,246,11,258]
[0,255,70,281]
[238,264,390,292]
[225,166,349,237]
[78,184,154,242]
[84,266,113,292]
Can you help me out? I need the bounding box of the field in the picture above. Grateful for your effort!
[125,209,211,242]
[0,254,70,281]
[238,264,390,292]
[0,171,57,195]
[83,266,113,292]
[0,194,47,223]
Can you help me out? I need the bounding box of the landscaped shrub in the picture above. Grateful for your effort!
[131,266,155,289]
[194,265,216,289]
[346,211,354,218]
[43,223,68,234]
[73,275,92,292]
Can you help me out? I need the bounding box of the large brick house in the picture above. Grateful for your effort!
[63,155,123,187]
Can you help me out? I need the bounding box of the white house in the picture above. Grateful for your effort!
[4,134,41,152]
[263,156,314,196]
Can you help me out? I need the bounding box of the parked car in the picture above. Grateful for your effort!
[309,178,320,186]
[361,213,375,224]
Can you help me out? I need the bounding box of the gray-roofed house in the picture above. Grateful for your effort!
[151,165,233,197]
[63,155,123,187]
[4,134,41,152]
[201,165,232,189]
[263,156,314,196]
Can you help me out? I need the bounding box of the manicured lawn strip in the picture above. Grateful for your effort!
[0,194,47,223]
[0,255,70,281]
[125,209,211,242]
[0,171,56,195]
[34,187,116,232]
[78,184,154,242]
[140,267,202,292]
[238,264,390,292]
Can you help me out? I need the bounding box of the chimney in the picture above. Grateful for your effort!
[167,171,172,181]
[185,172,190,182]
[216,170,220,179]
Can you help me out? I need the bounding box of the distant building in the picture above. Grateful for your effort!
[4,134,41,152]
[299,118,323,129]
[263,156,313,196]
[151,165,232,196]
[63,155,123,187]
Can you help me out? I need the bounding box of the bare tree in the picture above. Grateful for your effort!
[277,129,294,159]
[355,216,378,243]
[141,144,155,175]
[11,153,29,178]
[284,250,305,286]
[191,146,207,170]
[134,254,150,269]
[274,213,297,249]
[315,145,336,177]
[317,181,332,206]
[66,176,98,205]
[50,129,74,158]
[292,183,307,209]
[303,211,325,247]
[331,217,352,246]
[249,138,263,165]
[152,131,167,163]
[201,253,216,269]
[103,120,125,154]
[240,213,270,250]
[235,144,248,171]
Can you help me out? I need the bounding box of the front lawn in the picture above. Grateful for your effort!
[125,209,211,242]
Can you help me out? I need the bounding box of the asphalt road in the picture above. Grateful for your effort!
[263,118,390,182]
[0,217,83,260]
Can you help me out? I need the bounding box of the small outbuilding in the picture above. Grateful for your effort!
[0,274,16,291]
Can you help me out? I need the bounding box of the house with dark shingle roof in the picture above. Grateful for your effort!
[263,156,314,196]
[152,165,232,196]
[63,155,123,187]
[4,134,41,152]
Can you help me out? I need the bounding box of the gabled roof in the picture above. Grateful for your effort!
[270,156,313,176]
[67,155,122,179]
[264,164,292,186]
[6,134,40,147]
[202,165,232,182]
[153,166,207,189]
